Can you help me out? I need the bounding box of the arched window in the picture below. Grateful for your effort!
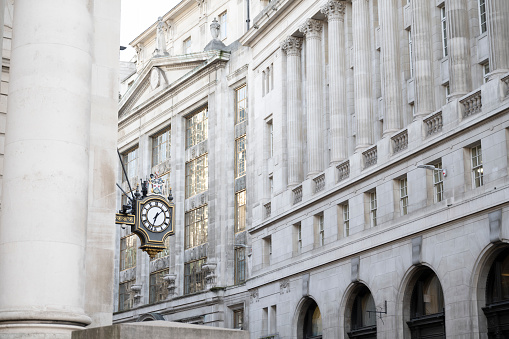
[406,269,445,338]
[483,249,509,337]
[303,300,322,339]
[348,286,377,339]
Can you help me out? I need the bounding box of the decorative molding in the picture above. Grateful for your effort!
[299,19,323,39]
[280,36,303,56]
[280,279,290,294]
[314,173,325,193]
[362,146,377,169]
[320,0,346,21]
[423,110,443,137]
[391,129,408,154]
[163,274,177,299]
[250,288,259,303]
[264,202,272,219]
[460,90,482,118]
[336,160,350,182]
[302,273,310,296]
[227,64,249,81]
[293,185,302,204]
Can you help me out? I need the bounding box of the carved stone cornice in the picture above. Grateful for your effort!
[321,0,347,21]
[280,36,303,56]
[299,19,323,39]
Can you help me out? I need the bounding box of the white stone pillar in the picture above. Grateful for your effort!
[412,0,435,117]
[487,0,509,77]
[379,0,403,132]
[281,36,304,187]
[352,0,373,150]
[321,0,348,163]
[0,0,94,336]
[446,0,472,99]
[299,19,324,177]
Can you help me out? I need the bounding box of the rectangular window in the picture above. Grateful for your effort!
[370,191,377,227]
[186,108,208,148]
[118,280,134,311]
[219,11,227,40]
[233,309,244,330]
[408,30,414,78]
[235,136,246,178]
[184,37,192,54]
[343,203,350,237]
[235,190,246,233]
[263,236,272,266]
[152,127,171,166]
[471,144,483,188]
[297,222,302,252]
[122,147,138,183]
[184,258,206,295]
[433,162,444,203]
[400,177,408,216]
[479,0,487,34]
[149,269,169,304]
[268,120,273,158]
[441,6,448,57]
[120,234,137,271]
[269,175,273,196]
[235,85,247,124]
[185,154,208,198]
[234,247,246,284]
[483,62,490,83]
[151,237,170,260]
[319,214,325,246]
[185,205,208,249]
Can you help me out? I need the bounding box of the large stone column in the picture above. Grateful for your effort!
[446,0,472,99]
[300,19,324,177]
[321,0,348,163]
[281,36,304,187]
[0,0,94,336]
[379,0,403,132]
[486,0,509,77]
[412,0,435,117]
[352,0,373,150]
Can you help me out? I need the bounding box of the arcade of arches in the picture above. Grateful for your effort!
[296,246,509,339]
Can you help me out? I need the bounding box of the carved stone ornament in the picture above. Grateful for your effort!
[280,36,303,56]
[153,17,169,57]
[299,18,323,38]
[150,68,160,90]
[135,43,144,64]
[320,0,346,21]
[202,262,217,289]
[164,274,177,298]
[280,279,290,294]
[131,284,143,305]
[210,17,220,40]
[250,288,259,303]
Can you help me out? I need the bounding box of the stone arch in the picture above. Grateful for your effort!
[341,281,377,339]
[136,312,165,322]
[471,242,509,337]
[293,296,323,339]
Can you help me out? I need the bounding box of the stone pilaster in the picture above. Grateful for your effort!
[352,0,373,150]
[300,19,324,177]
[281,36,304,187]
[446,0,472,99]
[379,0,403,132]
[321,0,348,163]
[412,0,435,117]
[487,0,509,77]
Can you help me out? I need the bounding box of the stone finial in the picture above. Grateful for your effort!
[280,36,303,56]
[299,18,323,38]
[210,17,220,40]
[154,17,169,57]
[321,0,347,21]
[135,43,143,64]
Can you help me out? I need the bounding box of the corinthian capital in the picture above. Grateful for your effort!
[280,36,303,56]
[321,0,347,21]
[299,19,323,38]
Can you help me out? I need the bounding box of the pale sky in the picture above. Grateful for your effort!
[120,0,181,61]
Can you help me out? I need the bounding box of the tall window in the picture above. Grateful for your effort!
[263,236,272,266]
[471,144,483,188]
[118,280,134,311]
[185,205,208,249]
[122,147,138,183]
[478,0,487,34]
[370,192,377,227]
[343,203,350,237]
[400,177,408,216]
[149,269,169,304]
[151,237,170,260]
[433,162,444,203]
[440,6,448,57]
[318,215,325,246]
[235,85,247,124]
[297,222,302,252]
[186,108,208,148]
[268,120,273,158]
[120,234,137,271]
[483,62,490,83]
[219,11,227,40]
[235,190,246,233]
[235,136,246,178]
[408,30,414,78]
[184,37,192,54]
[184,258,206,294]
[185,154,208,198]
[350,286,376,333]
[234,247,246,284]
[152,127,171,166]
[483,249,509,335]
[233,309,244,329]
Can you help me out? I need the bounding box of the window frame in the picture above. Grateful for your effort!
[184,258,206,295]
[122,147,138,183]
[118,279,135,312]
[400,177,408,216]
[234,190,247,233]
[149,268,169,304]
[235,136,246,178]
[184,205,208,250]
[152,127,171,167]
[120,234,137,271]
[235,85,247,124]
[471,144,483,188]
[219,11,227,40]
[186,107,208,149]
[185,154,208,198]
[370,191,377,227]
[433,162,444,203]
[183,37,192,54]
[343,203,350,237]
[440,6,448,57]
[478,0,487,34]
[234,247,246,285]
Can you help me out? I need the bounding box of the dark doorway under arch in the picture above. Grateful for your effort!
[302,300,322,339]
[483,248,509,338]
[347,285,377,339]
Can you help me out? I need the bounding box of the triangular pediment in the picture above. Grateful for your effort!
[119,51,230,119]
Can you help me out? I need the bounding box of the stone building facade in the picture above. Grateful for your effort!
[115,0,509,338]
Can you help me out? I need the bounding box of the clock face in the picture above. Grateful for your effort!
[140,200,171,232]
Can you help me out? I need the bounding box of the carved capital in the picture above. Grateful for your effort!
[280,36,303,56]
[299,19,323,38]
[321,0,347,21]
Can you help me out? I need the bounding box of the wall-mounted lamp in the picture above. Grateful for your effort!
[417,164,447,177]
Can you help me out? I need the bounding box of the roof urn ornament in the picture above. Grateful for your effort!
[210,17,220,40]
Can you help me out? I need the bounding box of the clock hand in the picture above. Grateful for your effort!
[153,211,162,224]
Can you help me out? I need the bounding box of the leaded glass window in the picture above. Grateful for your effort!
[118,280,134,311]
[122,147,138,183]
[152,127,171,166]
[234,247,246,284]
[151,237,170,261]
[120,234,137,271]
[235,136,246,178]
[184,258,206,294]
[235,85,247,124]
[149,269,169,304]
[235,190,246,233]
[185,154,208,198]
[185,205,208,249]
[186,108,208,148]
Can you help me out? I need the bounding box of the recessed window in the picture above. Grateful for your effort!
[233,309,244,329]
[349,286,376,335]
[118,280,134,311]
[185,154,208,198]
[122,147,138,183]
[235,85,247,124]
[235,136,246,178]
[234,247,246,284]
[219,11,227,40]
[268,120,274,158]
[471,144,483,188]
[184,205,208,249]
[184,258,206,294]
[318,214,325,246]
[478,0,487,34]
[408,30,414,78]
[184,37,192,54]
[186,108,208,148]
[370,191,377,227]
[152,127,171,166]
[235,190,246,233]
[149,269,169,304]
[343,203,350,237]
[433,162,444,203]
[400,177,408,216]
[263,236,272,266]
[151,237,170,260]
[483,62,490,83]
[120,234,137,271]
[296,222,302,253]
[440,6,448,57]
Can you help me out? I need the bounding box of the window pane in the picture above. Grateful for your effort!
[149,269,169,304]
[235,190,246,233]
[185,205,208,249]
[186,108,208,148]
[185,154,208,198]
[235,85,247,124]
